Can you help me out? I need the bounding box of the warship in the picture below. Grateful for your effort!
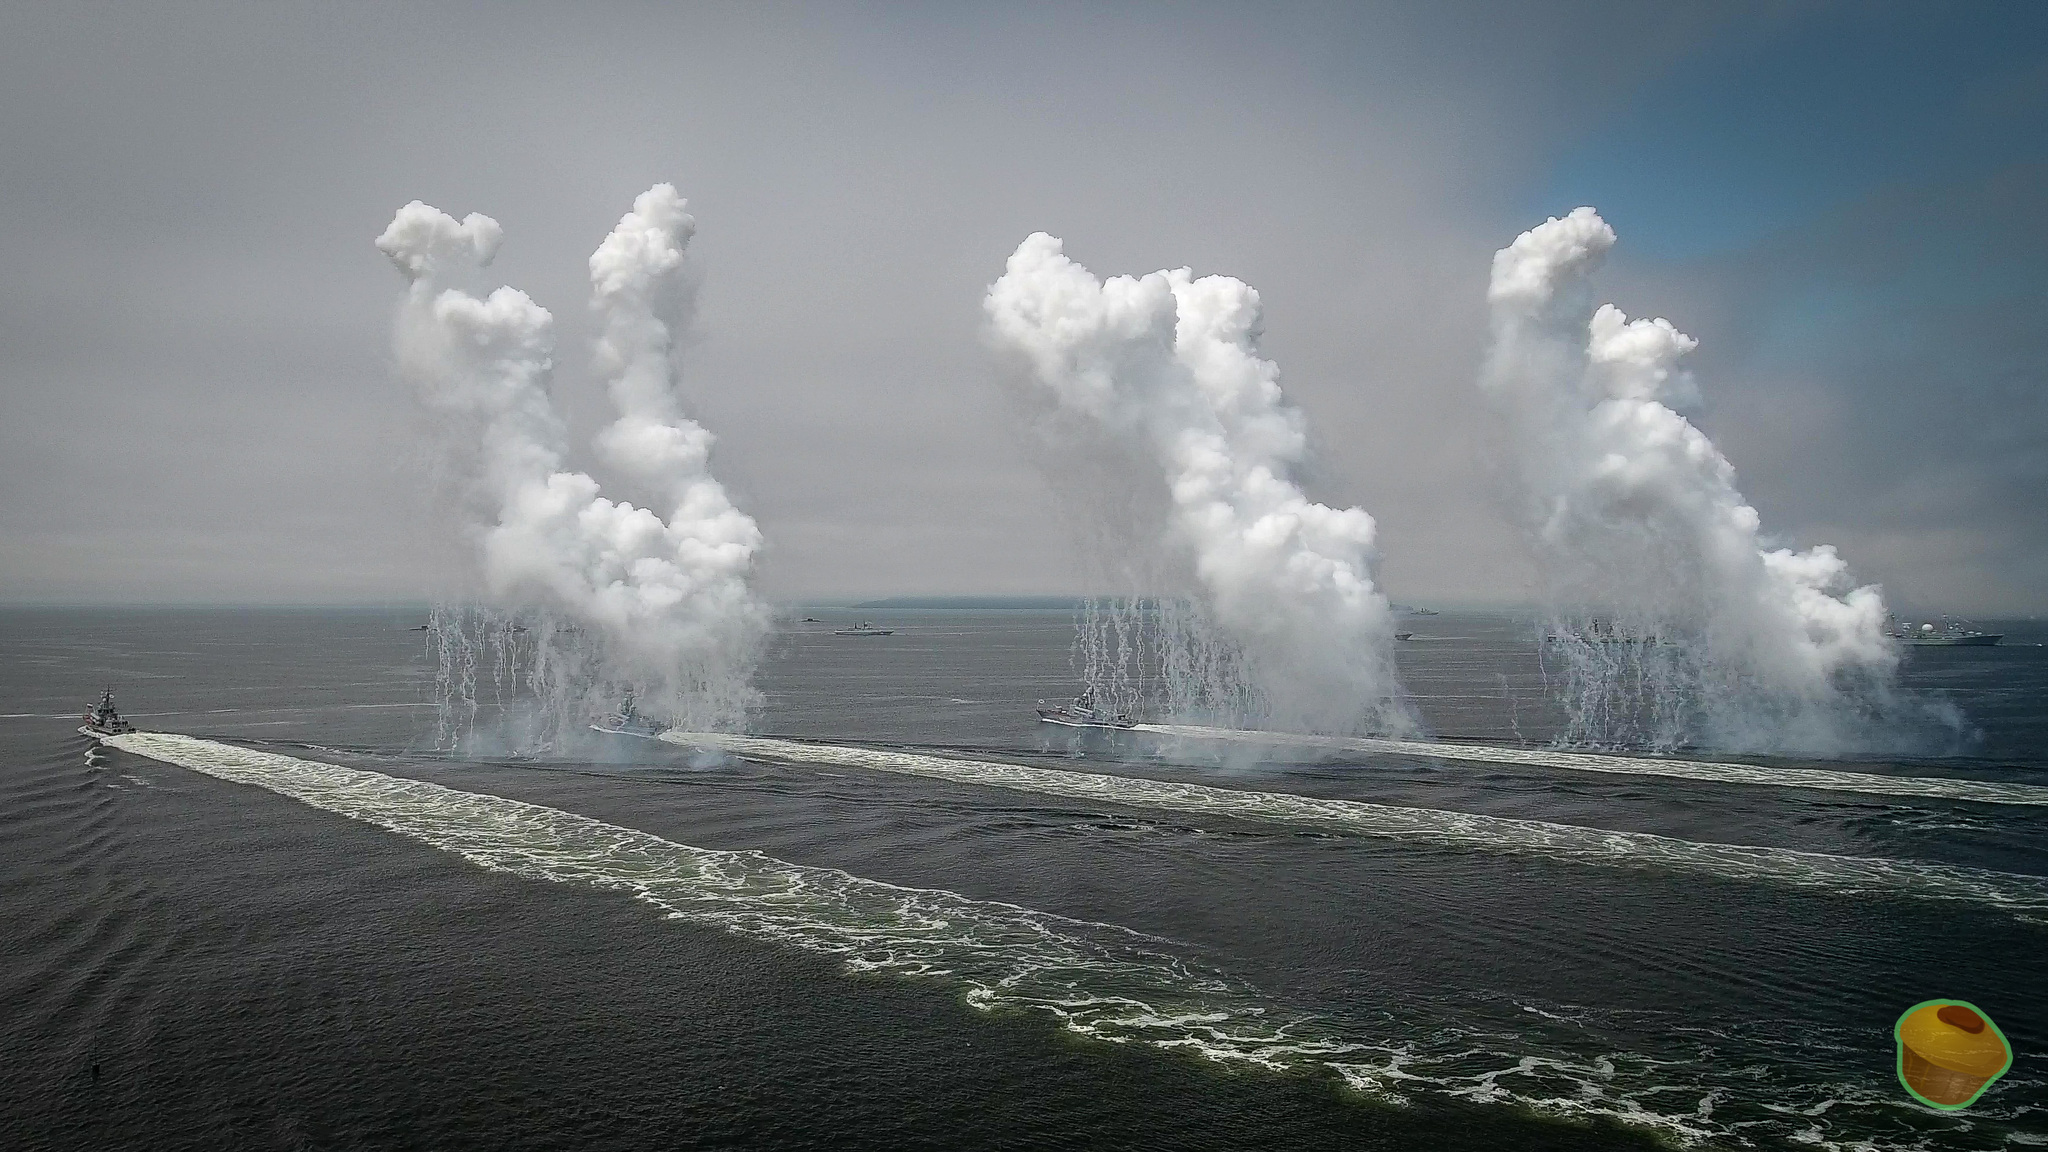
[1035,688,1137,730]
[1889,615,2002,647]
[79,687,136,738]
[589,689,670,739]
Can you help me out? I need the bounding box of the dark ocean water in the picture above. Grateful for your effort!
[3,607,2045,1150]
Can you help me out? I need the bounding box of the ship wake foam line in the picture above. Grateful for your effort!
[106,732,1907,1143]
[667,733,2048,916]
[103,732,1352,1071]
[1137,724,2048,807]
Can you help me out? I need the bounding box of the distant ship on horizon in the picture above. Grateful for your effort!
[833,621,895,636]
[1889,615,2002,647]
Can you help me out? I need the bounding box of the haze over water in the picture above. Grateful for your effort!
[5,606,2044,1150]
[6,6,2045,1149]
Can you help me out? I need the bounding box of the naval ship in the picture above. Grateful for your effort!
[1035,688,1138,730]
[1888,615,2003,646]
[589,689,670,739]
[79,687,136,738]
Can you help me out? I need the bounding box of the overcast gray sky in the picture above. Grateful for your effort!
[3,2,2042,612]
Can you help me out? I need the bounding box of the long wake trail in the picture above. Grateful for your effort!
[101,732,2039,1146]
[1144,723,2048,807]
[102,732,1346,1069]
[669,733,2048,916]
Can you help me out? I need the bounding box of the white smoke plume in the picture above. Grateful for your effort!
[1483,207,1948,753]
[589,186,709,499]
[987,233,1407,736]
[376,186,767,744]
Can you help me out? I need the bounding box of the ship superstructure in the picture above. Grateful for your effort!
[1888,615,2002,647]
[1035,688,1138,730]
[590,689,671,739]
[79,687,136,738]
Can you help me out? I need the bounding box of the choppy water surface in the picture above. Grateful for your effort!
[4,607,2045,1149]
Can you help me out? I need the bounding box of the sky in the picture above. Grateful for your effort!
[2,1,2042,613]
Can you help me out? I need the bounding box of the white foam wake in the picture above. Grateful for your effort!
[1141,724,2048,806]
[668,733,2048,915]
[104,732,2030,1146]
[102,732,1343,1068]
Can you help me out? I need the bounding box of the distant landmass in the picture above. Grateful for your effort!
[840,596,1445,614]
[851,596,1089,610]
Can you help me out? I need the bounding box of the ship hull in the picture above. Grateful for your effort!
[1036,713,1137,731]
[1903,635,2003,647]
[1035,686,1139,729]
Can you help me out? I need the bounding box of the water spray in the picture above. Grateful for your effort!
[1482,207,1955,754]
[379,187,767,751]
[987,234,1408,736]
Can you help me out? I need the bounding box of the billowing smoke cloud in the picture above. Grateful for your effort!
[589,187,709,499]
[1483,207,1949,753]
[376,186,766,742]
[987,233,1406,735]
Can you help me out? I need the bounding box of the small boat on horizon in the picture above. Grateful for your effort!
[79,687,135,738]
[833,621,895,636]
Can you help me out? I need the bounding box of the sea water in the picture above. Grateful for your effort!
[3,608,2043,1149]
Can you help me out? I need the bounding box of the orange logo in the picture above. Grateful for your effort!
[1895,1001,2012,1110]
